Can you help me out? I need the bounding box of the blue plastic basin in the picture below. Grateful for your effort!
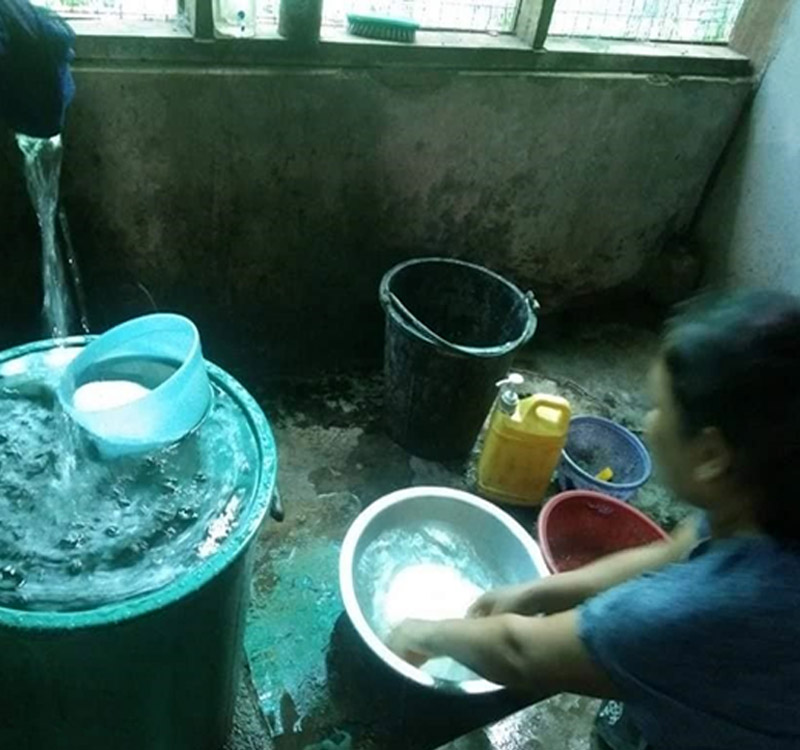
[58,314,212,458]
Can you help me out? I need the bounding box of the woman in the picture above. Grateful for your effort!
[388,290,800,750]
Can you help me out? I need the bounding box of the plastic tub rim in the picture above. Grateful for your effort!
[0,336,276,632]
[561,415,653,493]
[379,256,537,358]
[59,313,211,453]
[538,489,670,573]
[67,312,201,408]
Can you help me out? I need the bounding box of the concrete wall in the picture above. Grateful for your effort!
[695,0,800,292]
[0,66,750,372]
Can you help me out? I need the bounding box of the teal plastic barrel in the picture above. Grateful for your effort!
[0,337,279,750]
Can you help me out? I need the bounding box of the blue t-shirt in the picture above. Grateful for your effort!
[578,522,800,750]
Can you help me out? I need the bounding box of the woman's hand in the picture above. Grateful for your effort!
[386,619,433,667]
[386,610,617,697]
[468,582,551,618]
[468,527,697,619]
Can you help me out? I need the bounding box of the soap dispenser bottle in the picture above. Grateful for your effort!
[478,374,571,506]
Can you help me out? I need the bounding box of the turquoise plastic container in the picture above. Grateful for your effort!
[0,337,279,750]
[58,314,212,458]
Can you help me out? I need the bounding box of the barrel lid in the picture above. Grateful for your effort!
[0,338,277,630]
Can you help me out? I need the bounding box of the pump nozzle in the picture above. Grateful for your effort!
[495,373,524,414]
[496,373,524,389]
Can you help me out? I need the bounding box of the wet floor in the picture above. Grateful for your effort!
[229,320,688,750]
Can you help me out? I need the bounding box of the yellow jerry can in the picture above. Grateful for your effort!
[478,374,571,506]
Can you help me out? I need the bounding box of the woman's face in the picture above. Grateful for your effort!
[645,359,714,507]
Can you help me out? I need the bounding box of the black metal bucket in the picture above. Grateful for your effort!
[380,258,538,461]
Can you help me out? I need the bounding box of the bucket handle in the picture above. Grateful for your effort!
[523,291,541,341]
[383,290,539,358]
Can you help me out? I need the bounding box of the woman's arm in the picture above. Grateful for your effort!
[388,609,618,698]
[471,519,697,618]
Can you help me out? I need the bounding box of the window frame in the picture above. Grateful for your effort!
[64,0,767,78]
[545,0,747,47]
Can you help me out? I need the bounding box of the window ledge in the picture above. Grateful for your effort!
[70,18,752,78]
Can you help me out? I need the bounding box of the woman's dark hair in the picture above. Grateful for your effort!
[663,289,800,542]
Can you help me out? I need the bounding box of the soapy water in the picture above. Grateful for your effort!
[0,348,259,612]
[356,524,499,683]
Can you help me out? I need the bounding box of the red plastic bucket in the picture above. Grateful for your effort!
[538,490,669,573]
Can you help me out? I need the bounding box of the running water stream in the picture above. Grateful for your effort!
[16,133,88,339]
[13,134,83,486]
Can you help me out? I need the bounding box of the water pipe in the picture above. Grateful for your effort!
[0,0,76,138]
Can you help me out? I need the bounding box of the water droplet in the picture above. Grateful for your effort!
[59,531,84,549]
[6,483,31,502]
[105,526,120,538]
[160,478,179,495]
[177,506,198,523]
[155,507,175,524]
[25,451,53,478]
[142,456,165,479]
[67,559,83,576]
[0,565,25,591]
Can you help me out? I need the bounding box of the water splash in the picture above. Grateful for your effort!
[16,133,73,339]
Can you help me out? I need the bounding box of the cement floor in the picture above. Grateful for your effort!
[226,319,687,750]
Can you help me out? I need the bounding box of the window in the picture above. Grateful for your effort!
[32,0,749,41]
[31,0,178,21]
[258,0,749,39]
[549,0,747,44]
[32,0,757,77]
[257,0,517,31]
